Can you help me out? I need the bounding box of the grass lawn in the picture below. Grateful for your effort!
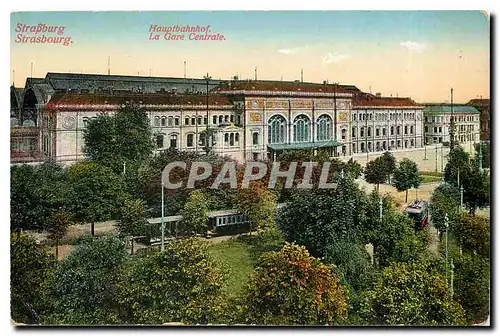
[208,231,285,298]
[209,238,255,297]
[420,174,442,183]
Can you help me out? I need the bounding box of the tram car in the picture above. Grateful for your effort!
[404,200,429,230]
[145,209,253,244]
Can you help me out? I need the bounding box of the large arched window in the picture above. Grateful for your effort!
[316,114,332,141]
[268,115,287,144]
[293,114,310,143]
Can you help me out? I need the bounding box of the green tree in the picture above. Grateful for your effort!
[392,158,421,203]
[277,175,367,258]
[462,165,490,215]
[474,142,490,169]
[242,243,348,325]
[180,190,210,235]
[46,236,128,324]
[83,101,154,174]
[364,156,387,192]
[325,240,376,292]
[116,238,226,324]
[236,181,277,233]
[428,183,460,233]
[381,151,397,183]
[46,209,72,260]
[444,146,470,186]
[11,234,56,324]
[454,214,490,257]
[360,261,466,325]
[365,201,428,268]
[137,148,234,217]
[117,198,149,238]
[452,252,490,324]
[66,162,127,236]
[346,158,362,179]
[11,163,67,233]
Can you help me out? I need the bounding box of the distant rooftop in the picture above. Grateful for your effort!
[423,105,480,114]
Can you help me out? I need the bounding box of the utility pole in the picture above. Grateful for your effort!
[450,88,455,150]
[301,68,303,82]
[108,56,110,75]
[184,61,187,79]
[254,66,257,81]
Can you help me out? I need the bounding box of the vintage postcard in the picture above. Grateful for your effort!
[10,11,490,326]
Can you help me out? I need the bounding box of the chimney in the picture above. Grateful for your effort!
[376,92,381,98]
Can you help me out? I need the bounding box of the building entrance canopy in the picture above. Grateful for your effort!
[267,140,342,152]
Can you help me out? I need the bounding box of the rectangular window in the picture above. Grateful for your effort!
[174,118,179,126]
[156,134,164,148]
[213,115,217,124]
[230,115,234,123]
[253,132,259,145]
[161,117,167,127]
[187,134,194,147]
[185,117,189,125]
[376,128,380,137]
[170,135,177,148]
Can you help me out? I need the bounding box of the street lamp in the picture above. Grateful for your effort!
[444,213,449,282]
[379,198,383,220]
[460,185,464,211]
[478,140,483,172]
[424,139,427,160]
[435,145,438,172]
[450,258,454,298]
[161,179,165,252]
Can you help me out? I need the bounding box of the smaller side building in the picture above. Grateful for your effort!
[423,104,480,146]
[467,99,490,142]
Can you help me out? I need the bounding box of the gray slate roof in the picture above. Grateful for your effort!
[45,72,221,94]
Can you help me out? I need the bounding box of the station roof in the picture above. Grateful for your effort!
[46,92,233,109]
[353,96,420,108]
[44,72,221,94]
[214,80,351,96]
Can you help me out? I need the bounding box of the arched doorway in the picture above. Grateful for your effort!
[21,89,38,126]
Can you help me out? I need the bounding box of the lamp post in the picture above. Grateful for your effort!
[460,185,464,211]
[435,145,438,172]
[161,180,165,252]
[379,198,383,220]
[479,140,483,172]
[450,258,454,298]
[424,140,427,160]
[440,145,444,172]
[444,213,449,282]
